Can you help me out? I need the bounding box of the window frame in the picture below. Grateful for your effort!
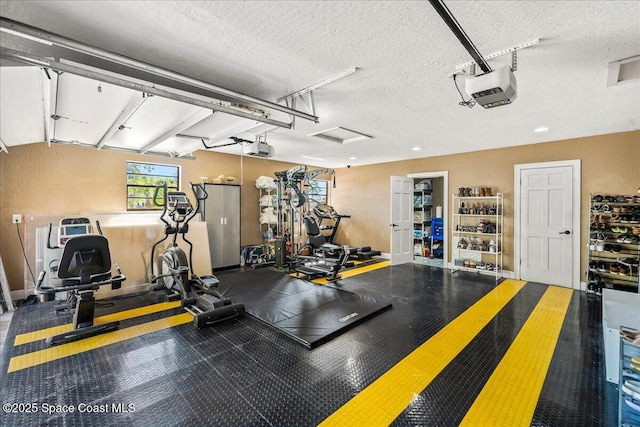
[307,179,330,208]
[126,161,180,211]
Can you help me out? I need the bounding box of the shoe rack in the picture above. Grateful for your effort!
[618,329,640,426]
[451,189,504,280]
[587,194,640,295]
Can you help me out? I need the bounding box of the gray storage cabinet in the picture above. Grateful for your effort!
[200,184,241,270]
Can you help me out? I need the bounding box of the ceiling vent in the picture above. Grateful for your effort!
[308,127,373,144]
[607,55,640,86]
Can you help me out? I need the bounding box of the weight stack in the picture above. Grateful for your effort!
[275,238,287,268]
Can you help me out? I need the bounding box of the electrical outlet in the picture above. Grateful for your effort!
[12,214,22,224]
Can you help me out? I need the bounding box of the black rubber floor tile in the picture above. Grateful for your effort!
[1,264,616,426]
[532,291,617,427]
[392,279,546,426]
[238,375,324,426]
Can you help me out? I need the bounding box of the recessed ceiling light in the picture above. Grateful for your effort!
[349,156,357,160]
[412,147,421,151]
[534,126,549,133]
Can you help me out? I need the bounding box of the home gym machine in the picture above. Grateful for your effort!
[273,165,354,281]
[150,182,244,328]
[312,203,381,260]
[35,217,126,345]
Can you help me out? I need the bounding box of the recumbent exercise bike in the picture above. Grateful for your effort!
[150,182,244,328]
[35,217,126,345]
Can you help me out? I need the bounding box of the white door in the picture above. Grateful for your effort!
[519,165,575,287]
[390,176,414,265]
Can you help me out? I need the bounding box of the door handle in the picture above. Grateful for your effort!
[559,230,571,235]
[390,223,398,227]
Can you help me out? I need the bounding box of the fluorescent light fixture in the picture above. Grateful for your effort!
[534,126,549,133]
[308,127,372,144]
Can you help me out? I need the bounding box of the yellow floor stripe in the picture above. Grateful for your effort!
[319,279,527,427]
[14,301,181,346]
[459,285,572,427]
[7,313,192,373]
[312,260,391,285]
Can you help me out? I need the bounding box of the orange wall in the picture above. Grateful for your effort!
[1,130,639,293]
[330,130,639,276]
[0,143,297,291]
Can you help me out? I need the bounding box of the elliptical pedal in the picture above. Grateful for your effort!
[194,304,245,328]
[199,275,220,288]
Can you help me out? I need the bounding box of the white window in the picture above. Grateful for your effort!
[126,161,180,210]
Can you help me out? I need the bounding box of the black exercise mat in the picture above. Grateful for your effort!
[216,268,392,348]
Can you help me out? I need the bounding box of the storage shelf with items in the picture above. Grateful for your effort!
[259,187,278,244]
[413,180,434,261]
[429,217,444,263]
[255,176,280,266]
[451,189,503,280]
[587,194,640,295]
[618,327,640,427]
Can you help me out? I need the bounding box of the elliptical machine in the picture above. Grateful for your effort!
[150,182,244,328]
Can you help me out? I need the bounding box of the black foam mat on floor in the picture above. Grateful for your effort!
[215,268,392,348]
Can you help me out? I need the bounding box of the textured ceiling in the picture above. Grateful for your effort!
[0,1,639,167]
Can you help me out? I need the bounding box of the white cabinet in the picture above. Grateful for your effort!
[201,184,241,270]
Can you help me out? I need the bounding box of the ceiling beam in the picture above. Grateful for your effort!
[0,17,318,123]
[97,92,148,149]
[50,138,195,159]
[139,109,213,154]
[0,47,295,131]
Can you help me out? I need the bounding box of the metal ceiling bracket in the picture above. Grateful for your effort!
[455,39,538,71]
[40,67,58,145]
[277,68,357,103]
[276,68,357,122]
[0,138,8,153]
[0,18,318,123]
[512,50,517,72]
[290,97,296,131]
